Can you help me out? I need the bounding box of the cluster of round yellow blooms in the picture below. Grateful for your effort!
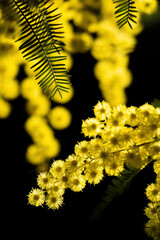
[144,161,160,240]
[0,5,22,118]
[21,64,73,168]
[28,101,160,210]
[0,0,74,170]
[0,28,24,118]
[25,115,61,165]
[49,0,159,106]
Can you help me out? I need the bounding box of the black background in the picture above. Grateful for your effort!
[1,20,160,238]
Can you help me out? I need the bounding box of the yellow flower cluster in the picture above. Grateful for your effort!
[0,4,25,118]
[17,14,74,167]
[50,0,159,106]
[0,34,24,118]
[28,101,160,210]
[21,67,73,168]
[144,161,160,240]
[0,3,74,168]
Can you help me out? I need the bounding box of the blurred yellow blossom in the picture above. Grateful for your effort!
[25,95,51,116]
[0,98,11,119]
[48,106,72,130]
[1,79,20,100]
[26,144,46,165]
[21,77,42,100]
[137,0,158,15]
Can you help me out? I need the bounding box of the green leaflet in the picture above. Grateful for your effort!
[89,165,139,222]
[151,99,160,108]
[113,0,138,29]
[11,0,70,100]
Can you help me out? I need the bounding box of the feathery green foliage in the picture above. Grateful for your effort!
[11,0,70,99]
[89,165,139,222]
[113,0,138,29]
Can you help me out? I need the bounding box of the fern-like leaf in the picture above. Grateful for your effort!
[89,165,139,222]
[113,0,138,29]
[11,0,70,99]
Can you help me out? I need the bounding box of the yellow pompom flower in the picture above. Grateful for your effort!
[26,144,46,165]
[93,100,112,120]
[126,106,138,126]
[74,141,91,159]
[65,154,84,173]
[144,202,159,220]
[39,137,60,159]
[84,162,104,185]
[91,36,113,61]
[96,145,113,163]
[25,115,54,142]
[107,115,124,130]
[69,173,86,192]
[48,182,65,197]
[107,106,127,128]
[89,138,104,157]
[2,79,20,100]
[50,160,66,178]
[58,171,72,189]
[137,103,157,122]
[45,192,64,210]
[112,104,128,118]
[28,188,45,207]
[37,172,52,190]
[137,0,158,15]
[0,56,19,79]
[146,183,160,202]
[48,106,72,130]
[104,158,124,176]
[106,129,122,150]
[21,77,42,99]
[25,95,51,116]
[145,219,160,240]
[0,98,11,118]
[118,127,133,148]
[81,118,102,137]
